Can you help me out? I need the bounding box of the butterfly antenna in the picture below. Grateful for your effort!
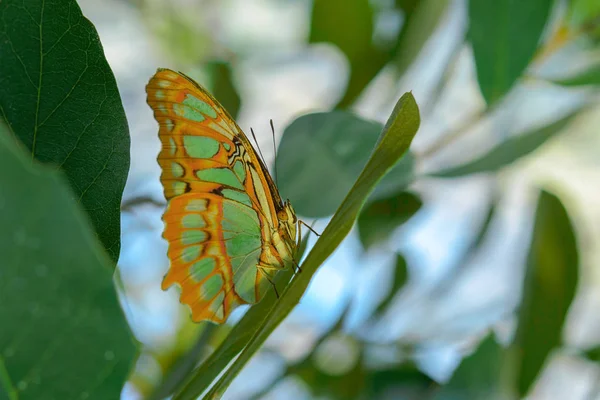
[270,119,278,186]
[300,220,321,237]
[250,127,268,168]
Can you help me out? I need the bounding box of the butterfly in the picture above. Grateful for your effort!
[146,68,303,323]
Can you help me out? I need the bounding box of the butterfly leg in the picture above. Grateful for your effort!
[291,258,302,274]
[257,263,283,299]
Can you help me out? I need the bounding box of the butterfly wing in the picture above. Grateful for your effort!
[146,68,291,323]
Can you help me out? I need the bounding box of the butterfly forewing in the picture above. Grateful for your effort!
[146,68,296,323]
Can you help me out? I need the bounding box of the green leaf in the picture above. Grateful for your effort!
[433,335,505,400]
[367,362,437,398]
[430,110,580,178]
[394,0,450,77]
[468,0,553,104]
[551,62,600,87]
[277,111,415,218]
[583,346,600,362]
[567,0,600,30]
[207,61,241,119]
[174,93,420,400]
[372,152,415,200]
[358,192,422,249]
[509,190,579,396]
[371,253,410,318]
[310,0,449,108]
[0,124,136,399]
[290,333,365,399]
[310,0,373,65]
[309,0,380,108]
[0,0,131,262]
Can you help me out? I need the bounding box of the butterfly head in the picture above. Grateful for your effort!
[277,199,298,246]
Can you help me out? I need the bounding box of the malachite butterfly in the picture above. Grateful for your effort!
[146,68,301,324]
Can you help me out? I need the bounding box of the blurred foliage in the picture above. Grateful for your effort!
[176,93,420,400]
[277,111,415,218]
[311,0,450,108]
[508,190,579,397]
[432,334,505,400]
[3,0,600,399]
[552,61,600,86]
[357,192,422,250]
[430,109,584,177]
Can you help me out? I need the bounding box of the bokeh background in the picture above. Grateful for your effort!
[78,0,600,398]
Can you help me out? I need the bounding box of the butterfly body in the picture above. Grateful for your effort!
[146,68,299,323]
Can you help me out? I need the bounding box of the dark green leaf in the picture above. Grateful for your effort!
[0,124,135,399]
[358,192,422,249]
[175,93,420,400]
[0,0,131,262]
[509,190,579,396]
[277,111,415,218]
[367,363,437,398]
[430,110,580,178]
[584,346,600,362]
[433,334,505,400]
[468,0,553,104]
[551,63,600,87]
[207,61,241,119]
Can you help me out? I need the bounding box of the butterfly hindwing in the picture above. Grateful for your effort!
[146,68,294,323]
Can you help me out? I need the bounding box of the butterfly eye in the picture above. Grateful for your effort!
[277,210,288,221]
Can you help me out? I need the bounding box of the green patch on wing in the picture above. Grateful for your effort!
[197,168,244,190]
[183,94,218,119]
[183,136,220,158]
[191,258,216,282]
[231,248,262,303]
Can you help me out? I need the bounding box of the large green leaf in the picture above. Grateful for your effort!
[468,0,553,104]
[0,0,131,262]
[433,334,505,400]
[174,93,420,400]
[430,110,580,178]
[0,124,136,399]
[357,192,422,249]
[277,111,415,218]
[509,190,579,396]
